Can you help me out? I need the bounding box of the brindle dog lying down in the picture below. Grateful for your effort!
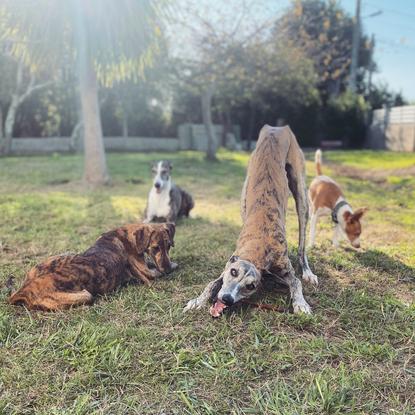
[9,223,177,311]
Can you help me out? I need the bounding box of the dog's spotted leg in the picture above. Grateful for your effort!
[183,276,223,312]
[283,264,312,314]
[286,141,318,286]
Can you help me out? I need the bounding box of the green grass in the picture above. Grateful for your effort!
[320,150,415,170]
[0,150,414,414]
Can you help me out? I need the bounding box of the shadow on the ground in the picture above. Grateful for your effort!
[352,249,415,282]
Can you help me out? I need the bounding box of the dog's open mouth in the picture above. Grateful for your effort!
[155,187,162,194]
[209,299,228,318]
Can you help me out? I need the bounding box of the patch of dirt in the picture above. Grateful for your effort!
[329,163,415,183]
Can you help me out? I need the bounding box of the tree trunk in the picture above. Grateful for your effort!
[76,0,110,185]
[246,101,256,152]
[201,85,217,161]
[121,112,129,137]
[0,106,3,153]
[70,120,83,153]
[2,95,19,154]
[0,59,53,155]
[0,60,23,155]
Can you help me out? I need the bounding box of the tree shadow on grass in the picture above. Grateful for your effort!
[351,249,415,283]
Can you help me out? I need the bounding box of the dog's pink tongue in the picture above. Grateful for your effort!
[209,300,227,318]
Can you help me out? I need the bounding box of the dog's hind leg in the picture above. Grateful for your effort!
[38,289,94,310]
[308,211,318,248]
[285,137,318,286]
[9,287,93,311]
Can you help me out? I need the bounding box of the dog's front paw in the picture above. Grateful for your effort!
[150,269,162,279]
[302,269,318,286]
[170,262,178,271]
[293,299,312,314]
[183,298,203,313]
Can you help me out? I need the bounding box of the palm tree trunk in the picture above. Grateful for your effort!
[75,0,109,185]
[201,85,217,161]
[78,60,109,185]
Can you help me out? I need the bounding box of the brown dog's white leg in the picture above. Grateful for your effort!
[308,212,318,248]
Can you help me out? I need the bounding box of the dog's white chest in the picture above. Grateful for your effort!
[147,187,171,218]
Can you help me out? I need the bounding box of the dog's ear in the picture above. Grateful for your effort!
[344,211,353,222]
[151,162,157,173]
[352,207,368,221]
[163,222,176,246]
[229,255,239,263]
[135,226,153,254]
[224,255,239,269]
[166,161,173,171]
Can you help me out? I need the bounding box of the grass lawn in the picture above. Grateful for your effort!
[0,149,414,414]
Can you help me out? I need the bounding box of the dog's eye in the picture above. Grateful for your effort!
[246,283,255,290]
[230,268,238,277]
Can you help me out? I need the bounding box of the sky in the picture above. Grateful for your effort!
[340,0,415,102]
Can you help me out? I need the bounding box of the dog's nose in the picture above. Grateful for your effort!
[221,294,234,306]
[154,182,161,189]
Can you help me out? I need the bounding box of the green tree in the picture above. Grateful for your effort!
[170,0,273,160]
[276,0,371,101]
[0,52,53,153]
[0,0,166,184]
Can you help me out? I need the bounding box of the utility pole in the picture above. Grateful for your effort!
[367,33,375,94]
[348,0,361,93]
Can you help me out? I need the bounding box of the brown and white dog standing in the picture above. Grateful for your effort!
[308,149,367,248]
[9,223,177,311]
[184,125,317,317]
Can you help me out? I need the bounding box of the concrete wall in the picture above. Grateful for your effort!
[104,137,179,152]
[10,123,241,155]
[368,105,415,152]
[11,136,179,155]
[11,137,72,155]
[178,123,241,151]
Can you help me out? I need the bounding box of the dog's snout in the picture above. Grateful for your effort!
[154,182,161,189]
[221,294,234,306]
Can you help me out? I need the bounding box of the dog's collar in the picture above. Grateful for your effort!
[332,200,350,224]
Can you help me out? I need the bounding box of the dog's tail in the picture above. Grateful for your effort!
[315,149,323,176]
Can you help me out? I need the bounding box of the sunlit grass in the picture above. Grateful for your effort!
[323,150,415,170]
[0,150,414,414]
